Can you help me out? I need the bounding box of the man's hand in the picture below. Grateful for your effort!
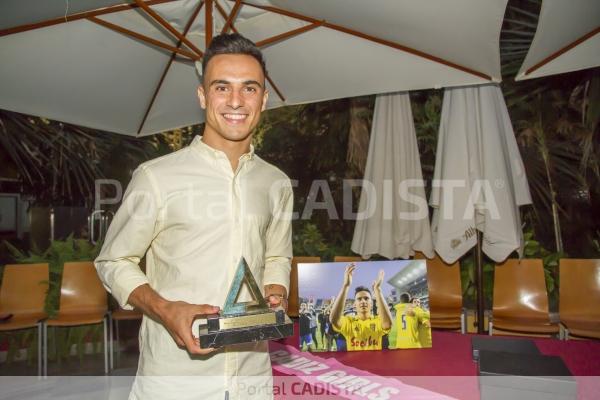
[158,300,220,355]
[264,284,288,311]
[343,264,356,289]
[127,284,219,356]
[373,269,384,292]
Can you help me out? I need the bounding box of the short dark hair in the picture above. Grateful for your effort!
[202,33,267,77]
[354,286,372,297]
[400,293,412,303]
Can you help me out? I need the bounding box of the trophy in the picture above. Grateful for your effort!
[198,257,294,348]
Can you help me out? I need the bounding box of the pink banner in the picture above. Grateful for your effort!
[270,342,457,400]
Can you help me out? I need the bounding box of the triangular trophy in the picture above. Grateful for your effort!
[198,257,293,348]
[222,257,269,317]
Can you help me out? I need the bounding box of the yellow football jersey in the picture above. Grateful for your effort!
[333,315,390,351]
[394,303,429,349]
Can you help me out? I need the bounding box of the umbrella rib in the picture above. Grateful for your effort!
[134,0,204,57]
[0,0,179,37]
[87,16,201,61]
[206,0,213,48]
[214,1,286,102]
[137,1,205,135]
[221,0,242,34]
[237,1,492,81]
[265,75,286,103]
[524,26,600,76]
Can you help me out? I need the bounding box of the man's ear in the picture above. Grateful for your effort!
[197,85,206,109]
[261,89,269,111]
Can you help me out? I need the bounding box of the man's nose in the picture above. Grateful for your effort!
[227,89,243,109]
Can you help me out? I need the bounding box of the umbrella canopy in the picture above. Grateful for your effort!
[430,84,532,264]
[351,92,434,260]
[0,0,507,136]
[516,0,600,81]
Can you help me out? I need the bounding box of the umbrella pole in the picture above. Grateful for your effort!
[475,231,485,334]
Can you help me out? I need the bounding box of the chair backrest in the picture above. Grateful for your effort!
[493,259,549,319]
[59,261,107,314]
[288,256,321,317]
[0,263,49,315]
[333,256,362,263]
[415,253,462,312]
[559,259,600,318]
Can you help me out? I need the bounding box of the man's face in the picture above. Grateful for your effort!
[354,290,372,317]
[197,54,268,143]
[300,303,306,313]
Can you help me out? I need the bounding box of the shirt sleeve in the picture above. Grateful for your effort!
[262,179,294,295]
[94,166,161,309]
[378,316,391,335]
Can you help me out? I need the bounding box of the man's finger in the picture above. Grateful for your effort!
[194,304,220,316]
[181,329,208,354]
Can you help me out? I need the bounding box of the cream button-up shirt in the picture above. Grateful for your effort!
[95,136,293,400]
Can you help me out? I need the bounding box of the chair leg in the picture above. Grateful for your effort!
[116,319,120,367]
[109,313,114,371]
[42,323,48,377]
[103,317,108,375]
[488,321,493,336]
[37,322,42,377]
[460,311,466,334]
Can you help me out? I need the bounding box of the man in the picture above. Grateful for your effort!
[298,303,315,351]
[393,293,430,349]
[329,264,392,351]
[95,33,293,399]
[307,302,318,346]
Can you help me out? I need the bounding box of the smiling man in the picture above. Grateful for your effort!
[329,265,393,351]
[95,34,293,399]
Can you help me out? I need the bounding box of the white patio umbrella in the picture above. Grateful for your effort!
[429,83,532,332]
[430,84,532,264]
[516,0,600,81]
[0,0,507,136]
[351,92,434,260]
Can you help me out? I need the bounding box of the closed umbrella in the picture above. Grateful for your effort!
[352,92,434,260]
[430,83,532,332]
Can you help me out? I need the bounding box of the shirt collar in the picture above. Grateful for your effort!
[191,135,255,162]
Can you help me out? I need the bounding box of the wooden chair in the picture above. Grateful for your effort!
[489,259,558,337]
[109,307,142,370]
[559,259,600,340]
[415,252,465,333]
[0,263,49,376]
[44,261,108,375]
[333,256,363,263]
[288,257,321,317]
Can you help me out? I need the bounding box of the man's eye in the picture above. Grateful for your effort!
[215,86,228,92]
[244,86,257,93]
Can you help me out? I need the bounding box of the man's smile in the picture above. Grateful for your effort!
[221,113,248,123]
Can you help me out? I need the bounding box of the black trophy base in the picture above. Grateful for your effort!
[198,311,293,348]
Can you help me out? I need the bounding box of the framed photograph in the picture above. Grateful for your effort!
[297,260,432,352]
